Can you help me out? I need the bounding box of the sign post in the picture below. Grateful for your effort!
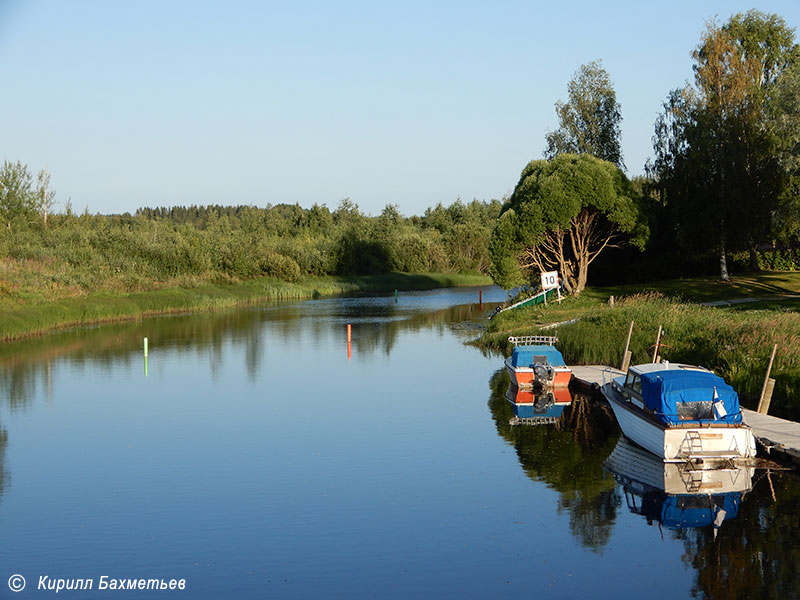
[540,271,561,304]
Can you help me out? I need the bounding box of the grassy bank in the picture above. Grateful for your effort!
[0,271,491,341]
[477,275,800,419]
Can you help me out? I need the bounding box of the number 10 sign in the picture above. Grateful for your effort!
[540,271,559,290]
[540,271,562,304]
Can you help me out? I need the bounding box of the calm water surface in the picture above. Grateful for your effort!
[0,286,798,599]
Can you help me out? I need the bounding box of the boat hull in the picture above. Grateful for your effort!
[504,358,571,388]
[602,383,757,461]
[604,436,755,495]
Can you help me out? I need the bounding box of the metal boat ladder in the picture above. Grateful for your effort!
[679,431,704,458]
[678,466,704,493]
[677,431,742,462]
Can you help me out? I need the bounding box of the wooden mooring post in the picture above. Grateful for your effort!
[757,343,778,415]
[620,320,633,372]
[651,326,663,364]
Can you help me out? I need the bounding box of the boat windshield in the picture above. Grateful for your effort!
[624,372,642,394]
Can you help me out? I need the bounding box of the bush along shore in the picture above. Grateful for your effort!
[477,292,800,421]
[0,272,491,342]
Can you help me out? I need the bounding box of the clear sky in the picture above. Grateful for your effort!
[2,1,800,217]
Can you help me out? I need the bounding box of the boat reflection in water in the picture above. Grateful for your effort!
[604,436,754,537]
[505,383,572,425]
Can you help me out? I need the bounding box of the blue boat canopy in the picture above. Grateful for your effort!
[513,403,567,420]
[510,345,566,368]
[640,370,743,426]
[641,491,741,529]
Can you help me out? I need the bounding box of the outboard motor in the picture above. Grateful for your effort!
[534,391,554,411]
[533,363,554,382]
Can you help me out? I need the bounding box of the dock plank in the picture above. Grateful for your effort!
[742,409,800,465]
[570,365,623,388]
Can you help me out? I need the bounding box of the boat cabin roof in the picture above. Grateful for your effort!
[621,363,743,426]
[510,345,566,368]
[627,362,709,376]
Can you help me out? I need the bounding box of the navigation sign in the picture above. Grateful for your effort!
[541,271,559,291]
[540,271,562,304]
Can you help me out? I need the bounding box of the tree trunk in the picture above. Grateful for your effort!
[560,275,574,295]
[748,244,760,271]
[574,255,589,295]
[719,231,730,281]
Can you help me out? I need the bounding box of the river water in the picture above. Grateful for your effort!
[0,286,798,599]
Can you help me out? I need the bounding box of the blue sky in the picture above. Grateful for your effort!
[2,1,800,217]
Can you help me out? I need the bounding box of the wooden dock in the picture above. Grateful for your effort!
[571,365,800,469]
[741,409,800,466]
[570,365,623,393]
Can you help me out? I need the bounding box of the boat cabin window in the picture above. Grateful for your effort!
[676,401,713,421]
[533,355,548,365]
[624,372,642,394]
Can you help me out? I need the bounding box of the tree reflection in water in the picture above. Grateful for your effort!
[0,428,7,501]
[488,368,621,552]
[682,469,800,599]
[489,367,800,598]
[0,299,494,409]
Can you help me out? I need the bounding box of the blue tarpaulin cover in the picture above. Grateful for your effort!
[641,492,741,529]
[512,403,566,419]
[510,345,566,368]
[640,370,743,426]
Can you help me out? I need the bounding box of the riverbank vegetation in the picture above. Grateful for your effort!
[0,168,499,338]
[0,180,500,303]
[0,271,489,341]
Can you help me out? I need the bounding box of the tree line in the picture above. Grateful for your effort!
[490,9,800,293]
[0,173,501,294]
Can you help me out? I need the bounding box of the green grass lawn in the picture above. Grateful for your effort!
[593,271,800,302]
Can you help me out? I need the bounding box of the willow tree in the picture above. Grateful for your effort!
[489,154,648,294]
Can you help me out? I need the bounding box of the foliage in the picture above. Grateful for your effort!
[0,161,53,230]
[488,154,648,294]
[649,10,799,279]
[0,166,502,303]
[544,60,624,168]
[755,248,800,271]
[770,60,800,242]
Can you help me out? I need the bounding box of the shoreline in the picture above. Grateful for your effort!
[0,272,492,342]
[474,292,800,420]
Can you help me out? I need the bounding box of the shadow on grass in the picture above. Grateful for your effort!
[595,272,800,302]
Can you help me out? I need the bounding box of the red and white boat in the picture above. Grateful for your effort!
[504,336,572,388]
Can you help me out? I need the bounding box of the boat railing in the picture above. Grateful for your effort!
[508,335,558,346]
